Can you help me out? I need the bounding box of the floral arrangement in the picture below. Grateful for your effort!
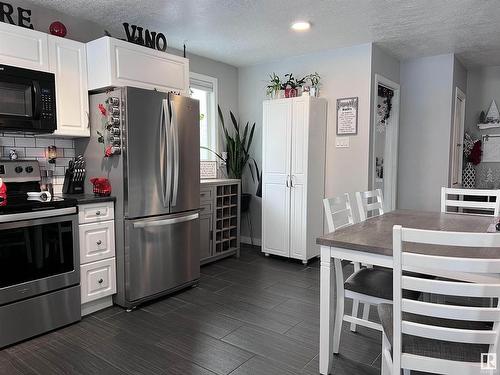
[265,72,321,98]
[463,132,482,165]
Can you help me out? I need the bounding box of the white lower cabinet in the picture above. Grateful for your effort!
[78,201,116,316]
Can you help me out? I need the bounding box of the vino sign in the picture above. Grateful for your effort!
[123,22,167,52]
[0,1,33,29]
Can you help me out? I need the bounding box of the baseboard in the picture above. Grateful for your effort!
[240,236,262,246]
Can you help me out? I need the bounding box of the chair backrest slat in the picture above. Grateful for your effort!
[441,187,500,216]
[323,193,354,233]
[392,225,500,373]
[356,189,384,221]
[402,299,500,321]
[402,275,500,298]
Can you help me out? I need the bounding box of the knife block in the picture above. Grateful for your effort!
[62,168,85,194]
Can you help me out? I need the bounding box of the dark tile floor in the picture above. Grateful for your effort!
[0,245,382,375]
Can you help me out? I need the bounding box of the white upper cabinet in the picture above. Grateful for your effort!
[0,22,48,71]
[48,36,90,137]
[87,37,189,94]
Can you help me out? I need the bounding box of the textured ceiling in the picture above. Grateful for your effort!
[27,0,500,67]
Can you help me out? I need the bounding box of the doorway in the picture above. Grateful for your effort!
[450,87,466,187]
[371,74,400,211]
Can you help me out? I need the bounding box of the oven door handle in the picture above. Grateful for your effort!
[32,80,42,120]
[0,207,77,223]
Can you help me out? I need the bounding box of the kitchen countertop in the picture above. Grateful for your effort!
[57,194,116,205]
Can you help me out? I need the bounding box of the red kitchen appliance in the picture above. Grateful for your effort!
[90,177,112,196]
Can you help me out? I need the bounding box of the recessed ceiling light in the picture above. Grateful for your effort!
[291,21,311,32]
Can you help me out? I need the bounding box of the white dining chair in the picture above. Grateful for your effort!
[441,187,500,216]
[380,226,500,375]
[323,194,394,338]
[356,188,384,221]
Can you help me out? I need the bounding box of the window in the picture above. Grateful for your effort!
[190,73,218,161]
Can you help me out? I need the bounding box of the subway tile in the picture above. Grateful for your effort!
[35,138,55,147]
[15,138,36,147]
[64,148,76,158]
[25,147,46,157]
[55,167,65,176]
[55,139,74,148]
[0,137,15,147]
[55,157,72,167]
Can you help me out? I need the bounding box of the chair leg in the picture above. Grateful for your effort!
[381,331,392,375]
[333,258,345,354]
[350,262,361,332]
[362,302,370,321]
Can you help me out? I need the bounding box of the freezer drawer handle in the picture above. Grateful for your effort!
[133,213,199,229]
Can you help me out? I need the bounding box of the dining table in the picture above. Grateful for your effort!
[316,209,499,375]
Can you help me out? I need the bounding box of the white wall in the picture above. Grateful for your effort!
[238,43,373,242]
[398,54,459,211]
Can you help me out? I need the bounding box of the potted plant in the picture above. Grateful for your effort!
[307,72,321,97]
[266,73,283,99]
[202,106,261,213]
[295,75,307,96]
[283,73,298,98]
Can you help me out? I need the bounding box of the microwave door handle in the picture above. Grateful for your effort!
[32,80,42,119]
[170,98,179,207]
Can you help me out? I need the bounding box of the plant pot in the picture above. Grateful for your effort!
[241,193,252,213]
[462,162,476,189]
[284,88,297,98]
[310,87,319,97]
[276,90,285,99]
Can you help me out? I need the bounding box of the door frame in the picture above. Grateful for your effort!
[450,87,466,187]
[372,74,400,211]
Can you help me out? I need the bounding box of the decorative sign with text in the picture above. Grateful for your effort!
[123,22,168,52]
[336,97,359,135]
[0,1,33,29]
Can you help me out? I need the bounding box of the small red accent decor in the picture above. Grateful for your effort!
[98,103,107,116]
[104,145,113,157]
[284,88,297,98]
[90,177,112,196]
[469,140,482,165]
[0,178,7,206]
[49,21,67,37]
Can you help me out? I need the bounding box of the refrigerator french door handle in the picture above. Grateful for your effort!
[133,212,199,228]
[170,97,180,207]
[161,99,172,208]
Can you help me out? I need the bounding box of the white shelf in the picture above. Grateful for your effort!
[477,123,500,130]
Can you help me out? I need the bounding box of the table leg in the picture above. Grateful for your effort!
[319,246,335,375]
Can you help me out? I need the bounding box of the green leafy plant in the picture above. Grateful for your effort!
[202,106,260,184]
[266,73,282,96]
[283,73,297,89]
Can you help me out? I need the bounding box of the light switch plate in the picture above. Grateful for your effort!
[336,137,350,148]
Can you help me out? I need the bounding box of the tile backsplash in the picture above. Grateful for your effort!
[0,132,76,194]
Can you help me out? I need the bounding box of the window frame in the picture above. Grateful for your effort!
[190,72,219,161]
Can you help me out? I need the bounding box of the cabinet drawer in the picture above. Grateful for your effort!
[79,221,115,264]
[81,258,116,304]
[200,201,213,215]
[200,188,213,202]
[78,202,114,224]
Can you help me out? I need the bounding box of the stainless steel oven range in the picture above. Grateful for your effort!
[0,160,80,348]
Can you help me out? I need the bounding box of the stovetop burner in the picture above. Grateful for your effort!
[0,160,77,215]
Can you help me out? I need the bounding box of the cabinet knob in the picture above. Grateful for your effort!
[98,278,103,284]
[96,240,102,246]
[95,210,101,216]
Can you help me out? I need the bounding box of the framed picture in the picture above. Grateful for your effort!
[200,161,217,179]
[336,97,358,135]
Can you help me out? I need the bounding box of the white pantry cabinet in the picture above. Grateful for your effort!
[86,36,189,94]
[48,36,90,137]
[0,22,48,71]
[262,97,327,263]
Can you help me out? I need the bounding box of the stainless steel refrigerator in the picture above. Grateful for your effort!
[77,86,200,309]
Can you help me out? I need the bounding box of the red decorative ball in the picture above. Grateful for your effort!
[49,21,67,37]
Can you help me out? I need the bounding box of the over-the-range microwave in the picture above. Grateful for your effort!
[0,64,56,133]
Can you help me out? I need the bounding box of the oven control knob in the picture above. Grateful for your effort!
[25,166,33,173]
[15,166,23,173]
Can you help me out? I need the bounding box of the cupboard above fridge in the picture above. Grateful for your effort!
[86,36,189,95]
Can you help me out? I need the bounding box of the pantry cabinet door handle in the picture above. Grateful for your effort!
[96,240,102,245]
[95,210,101,216]
[98,278,104,284]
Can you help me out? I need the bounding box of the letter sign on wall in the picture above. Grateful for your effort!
[123,22,168,52]
[0,1,33,29]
